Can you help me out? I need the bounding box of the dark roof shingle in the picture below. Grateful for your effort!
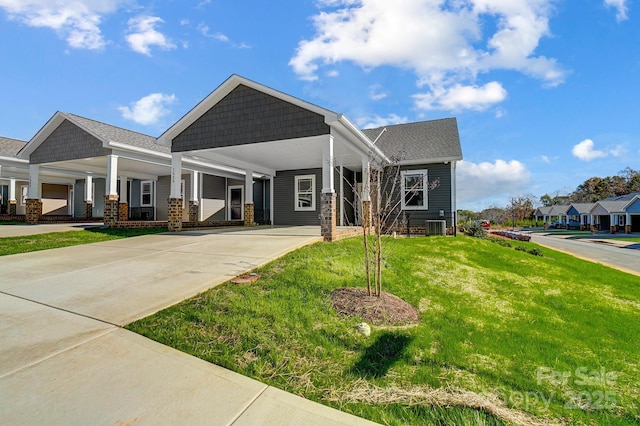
[362,118,462,162]
[65,113,168,154]
[0,136,27,158]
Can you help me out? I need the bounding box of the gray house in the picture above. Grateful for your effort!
[6,75,463,241]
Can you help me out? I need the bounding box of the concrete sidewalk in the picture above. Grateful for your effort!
[0,222,104,237]
[0,227,377,425]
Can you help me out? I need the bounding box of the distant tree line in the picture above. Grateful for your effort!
[459,167,640,226]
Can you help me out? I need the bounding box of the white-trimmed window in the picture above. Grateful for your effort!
[141,181,153,207]
[401,169,428,210]
[20,185,28,205]
[295,175,316,211]
[181,179,186,209]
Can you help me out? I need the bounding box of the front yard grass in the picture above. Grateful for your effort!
[0,227,167,256]
[127,236,640,425]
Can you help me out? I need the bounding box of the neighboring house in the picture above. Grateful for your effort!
[566,203,595,230]
[547,204,571,227]
[533,206,553,224]
[590,192,640,233]
[0,136,28,215]
[6,75,464,241]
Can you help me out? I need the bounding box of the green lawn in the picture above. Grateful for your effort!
[0,227,167,256]
[612,237,640,243]
[127,236,640,425]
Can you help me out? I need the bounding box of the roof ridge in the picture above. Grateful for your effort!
[362,117,457,131]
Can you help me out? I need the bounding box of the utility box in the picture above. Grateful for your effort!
[425,220,446,236]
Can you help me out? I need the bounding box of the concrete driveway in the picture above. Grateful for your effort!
[0,226,377,425]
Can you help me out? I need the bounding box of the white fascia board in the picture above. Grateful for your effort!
[622,195,640,210]
[195,152,275,176]
[182,156,245,180]
[109,143,171,164]
[18,112,67,159]
[0,156,29,165]
[397,157,463,166]
[331,114,390,164]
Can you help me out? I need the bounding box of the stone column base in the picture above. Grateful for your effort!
[321,193,337,242]
[25,199,42,224]
[8,200,17,216]
[189,200,199,223]
[84,201,93,219]
[244,203,255,227]
[610,226,616,234]
[580,225,585,231]
[168,198,183,232]
[104,195,119,227]
[119,202,128,222]
[626,225,632,234]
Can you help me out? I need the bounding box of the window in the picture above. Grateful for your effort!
[401,169,428,210]
[20,185,28,205]
[181,179,186,209]
[295,175,315,211]
[141,181,153,207]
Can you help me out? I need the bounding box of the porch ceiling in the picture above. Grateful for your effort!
[188,135,365,174]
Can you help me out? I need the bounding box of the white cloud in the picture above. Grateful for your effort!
[369,84,388,101]
[571,139,608,161]
[357,113,408,129]
[118,93,176,125]
[197,23,229,42]
[457,159,532,207]
[0,0,124,49]
[290,0,566,111]
[541,155,551,164]
[413,81,507,111]
[609,144,627,157]
[125,16,176,56]
[604,0,629,21]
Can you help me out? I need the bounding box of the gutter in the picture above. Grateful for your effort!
[336,114,390,164]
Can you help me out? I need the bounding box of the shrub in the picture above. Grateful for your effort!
[460,221,486,238]
[528,248,544,257]
[515,246,527,252]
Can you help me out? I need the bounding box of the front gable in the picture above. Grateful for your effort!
[172,84,330,153]
[625,197,640,213]
[30,119,111,164]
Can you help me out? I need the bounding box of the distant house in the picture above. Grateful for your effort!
[4,75,464,241]
[590,192,640,233]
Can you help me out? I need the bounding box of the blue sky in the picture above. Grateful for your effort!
[1,0,638,211]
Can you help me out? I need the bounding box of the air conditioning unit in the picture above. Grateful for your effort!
[425,220,446,236]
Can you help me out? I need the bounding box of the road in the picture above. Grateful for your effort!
[530,234,640,277]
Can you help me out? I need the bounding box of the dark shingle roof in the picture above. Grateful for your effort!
[601,192,640,202]
[0,136,27,158]
[362,118,462,162]
[65,113,168,154]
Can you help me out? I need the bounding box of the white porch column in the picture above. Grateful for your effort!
[322,134,335,194]
[106,154,118,196]
[361,159,370,202]
[245,170,253,204]
[190,171,199,202]
[85,174,93,202]
[170,153,182,199]
[8,178,16,202]
[119,175,128,202]
[28,164,41,199]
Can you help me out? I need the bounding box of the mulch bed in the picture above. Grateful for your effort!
[231,273,260,285]
[330,287,420,326]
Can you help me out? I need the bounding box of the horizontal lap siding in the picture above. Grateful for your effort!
[274,168,322,226]
[398,163,453,227]
[172,85,330,152]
